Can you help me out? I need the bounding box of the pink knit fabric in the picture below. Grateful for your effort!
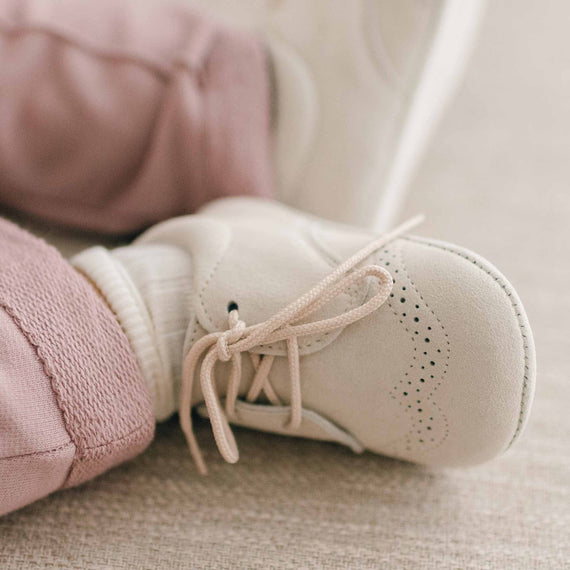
[0,0,272,234]
[0,308,76,515]
[0,218,154,516]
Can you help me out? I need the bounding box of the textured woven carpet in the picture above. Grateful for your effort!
[1,0,569,568]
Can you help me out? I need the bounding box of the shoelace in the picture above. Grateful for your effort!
[180,216,423,474]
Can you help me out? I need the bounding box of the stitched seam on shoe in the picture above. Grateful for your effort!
[262,231,359,353]
[197,226,359,353]
[404,237,532,450]
[307,222,373,306]
[198,247,230,332]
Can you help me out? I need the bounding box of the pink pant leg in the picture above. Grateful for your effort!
[0,0,272,234]
[0,217,154,516]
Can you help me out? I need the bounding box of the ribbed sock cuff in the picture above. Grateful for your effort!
[72,245,173,420]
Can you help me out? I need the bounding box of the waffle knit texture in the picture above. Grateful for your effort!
[0,218,154,516]
[0,0,272,234]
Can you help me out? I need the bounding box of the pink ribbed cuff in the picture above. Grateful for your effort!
[0,218,154,515]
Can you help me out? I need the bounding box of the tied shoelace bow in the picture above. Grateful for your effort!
[180,215,423,474]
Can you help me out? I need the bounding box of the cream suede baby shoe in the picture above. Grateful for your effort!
[72,197,535,472]
[185,0,485,229]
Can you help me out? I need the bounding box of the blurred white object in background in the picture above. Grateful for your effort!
[184,0,486,230]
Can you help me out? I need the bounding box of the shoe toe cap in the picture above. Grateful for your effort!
[390,237,536,467]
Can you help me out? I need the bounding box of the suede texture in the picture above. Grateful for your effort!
[83,196,535,467]
[193,198,535,466]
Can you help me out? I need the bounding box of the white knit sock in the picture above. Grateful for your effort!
[72,243,193,421]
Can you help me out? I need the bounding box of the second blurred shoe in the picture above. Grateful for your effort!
[187,0,486,229]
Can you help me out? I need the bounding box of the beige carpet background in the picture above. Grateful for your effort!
[1,0,569,568]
